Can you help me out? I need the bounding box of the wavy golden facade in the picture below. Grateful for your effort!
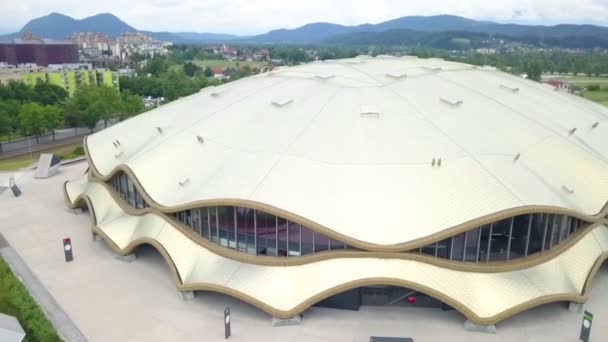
[65,56,608,325]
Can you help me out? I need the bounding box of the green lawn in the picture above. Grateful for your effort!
[0,143,83,171]
[543,74,608,87]
[0,257,62,341]
[581,89,608,107]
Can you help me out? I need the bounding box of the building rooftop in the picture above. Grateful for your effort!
[85,56,608,246]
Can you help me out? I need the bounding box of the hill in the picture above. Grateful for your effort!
[246,14,608,44]
[4,12,608,49]
[18,12,137,39]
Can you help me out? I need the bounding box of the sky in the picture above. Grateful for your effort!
[1,0,607,35]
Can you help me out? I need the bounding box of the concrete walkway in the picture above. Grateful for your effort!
[0,234,87,342]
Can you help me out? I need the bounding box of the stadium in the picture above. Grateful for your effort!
[64,56,608,329]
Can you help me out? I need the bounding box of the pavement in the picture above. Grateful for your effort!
[0,162,606,342]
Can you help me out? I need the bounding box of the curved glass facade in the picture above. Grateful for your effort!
[417,214,590,262]
[109,172,592,261]
[109,172,354,256]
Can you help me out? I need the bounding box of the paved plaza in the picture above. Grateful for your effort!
[0,162,606,342]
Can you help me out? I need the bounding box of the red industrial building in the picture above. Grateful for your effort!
[0,35,78,67]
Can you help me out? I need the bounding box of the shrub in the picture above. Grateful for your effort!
[587,84,601,91]
[0,258,62,342]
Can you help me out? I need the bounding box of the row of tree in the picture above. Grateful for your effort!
[0,80,144,143]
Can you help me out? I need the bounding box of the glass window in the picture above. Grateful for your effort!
[217,207,235,249]
[256,211,277,256]
[421,243,436,256]
[451,233,465,261]
[209,207,219,243]
[543,214,554,251]
[489,218,511,262]
[277,218,288,256]
[330,238,345,250]
[509,215,531,260]
[200,208,210,239]
[527,214,545,255]
[478,225,491,262]
[301,226,314,255]
[236,207,255,254]
[464,228,480,262]
[436,238,451,259]
[288,222,301,256]
[191,209,200,234]
[569,217,578,235]
[314,232,329,253]
[557,215,570,243]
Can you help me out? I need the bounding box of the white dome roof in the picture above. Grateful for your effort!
[86,56,608,246]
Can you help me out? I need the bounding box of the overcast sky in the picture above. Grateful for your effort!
[1,0,607,35]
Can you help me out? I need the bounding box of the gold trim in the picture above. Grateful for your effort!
[82,136,608,253]
[70,177,605,272]
[63,182,608,324]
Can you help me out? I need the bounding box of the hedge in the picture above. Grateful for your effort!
[0,257,62,342]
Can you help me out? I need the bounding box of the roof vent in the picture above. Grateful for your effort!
[114,139,121,146]
[592,122,599,129]
[440,97,463,107]
[514,153,521,162]
[112,141,119,148]
[422,66,442,72]
[385,71,407,79]
[431,158,443,167]
[561,185,574,194]
[179,178,191,187]
[156,127,164,134]
[315,73,335,81]
[500,84,520,93]
[360,105,380,118]
[114,151,124,158]
[210,89,225,97]
[197,135,204,144]
[271,98,293,108]
[568,128,577,136]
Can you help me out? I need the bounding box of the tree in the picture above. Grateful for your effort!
[143,57,169,76]
[120,92,145,120]
[32,81,68,106]
[524,60,543,82]
[0,100,20,142]
[42,105,63,141]
[183,62,201,77]
[95,86,123,127]
[18,102,46,143]
[203,66,213,78]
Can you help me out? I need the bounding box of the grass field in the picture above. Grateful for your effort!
[543,74,608,107]
[543,74,608,87]
[0,257,61,341]
[581,90,608,107]
[0,143,83,171]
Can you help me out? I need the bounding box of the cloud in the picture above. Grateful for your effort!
[0,0,607,35]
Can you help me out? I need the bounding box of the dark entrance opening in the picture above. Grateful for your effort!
[314,285,453,312]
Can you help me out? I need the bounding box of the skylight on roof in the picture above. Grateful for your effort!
[385,71,407,79]
[500,84,520,93]
[315,73,335,80]
[271,98,293,107]
[210,89,225,97]
[422,66,442,72]
[440,97,463,107]
[360,105,380,118]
